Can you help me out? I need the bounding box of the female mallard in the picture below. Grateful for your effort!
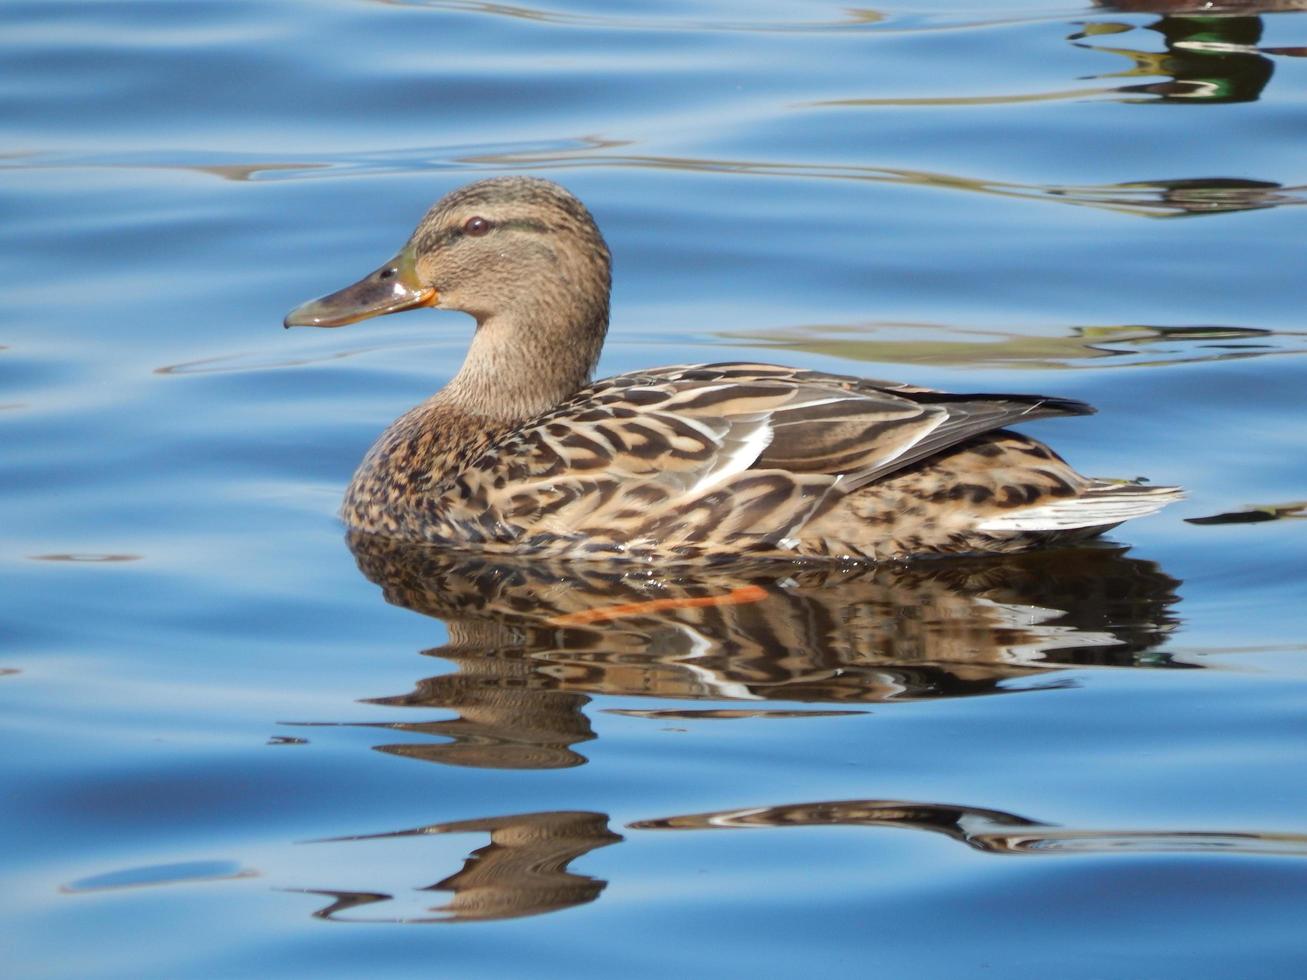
[286,177,1180,561]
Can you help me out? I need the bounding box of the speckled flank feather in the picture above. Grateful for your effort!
[342,361,1181,560]
[289,177,1182,561]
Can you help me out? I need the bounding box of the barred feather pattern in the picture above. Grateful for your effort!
[340,361,1180,561]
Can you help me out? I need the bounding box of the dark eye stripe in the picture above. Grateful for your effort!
[460,218,550,235]
[420,217,552,253]
[492,218,551,234]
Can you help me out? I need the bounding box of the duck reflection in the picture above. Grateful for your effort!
[293,797,1307,924]
[1044,177,1301,217]
[1082,1,1307,103]
[632,799,1307,857]
[365,657,595,770]
[300,810,622,923]
[343,533,1184,770]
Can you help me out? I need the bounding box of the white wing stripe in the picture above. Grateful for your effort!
[687,419,774,495]
[978,489,1180,532]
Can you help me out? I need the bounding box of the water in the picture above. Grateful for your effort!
[3,0,1306,976]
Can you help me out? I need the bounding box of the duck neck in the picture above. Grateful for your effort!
[434,292,610,423]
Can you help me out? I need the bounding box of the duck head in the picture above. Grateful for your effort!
[284,176,611,331]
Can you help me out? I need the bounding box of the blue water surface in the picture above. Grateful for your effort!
[3,1,1306,977]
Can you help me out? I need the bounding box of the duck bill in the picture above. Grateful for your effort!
[283,247,436,328]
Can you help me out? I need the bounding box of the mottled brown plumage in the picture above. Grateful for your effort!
[286,177,1181,561]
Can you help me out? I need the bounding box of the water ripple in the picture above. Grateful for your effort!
[632,799,1307,858]
[63,860,257,894]
[370,0,891,33]
[273,797,1307,925]
[9,140,1304,218]
[719,323,1307,370]
[27,553,143,563]
[298,811,622,923]
[153,336,449,376]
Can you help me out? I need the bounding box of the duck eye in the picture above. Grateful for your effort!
[462,216,491,237]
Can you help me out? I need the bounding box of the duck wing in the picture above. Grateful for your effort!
[460,363,1093,555]
[614,362,1094,490]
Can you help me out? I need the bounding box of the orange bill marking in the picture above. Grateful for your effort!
[548,585,770,626]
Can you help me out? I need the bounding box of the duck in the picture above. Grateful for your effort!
[285,176,1181,562]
